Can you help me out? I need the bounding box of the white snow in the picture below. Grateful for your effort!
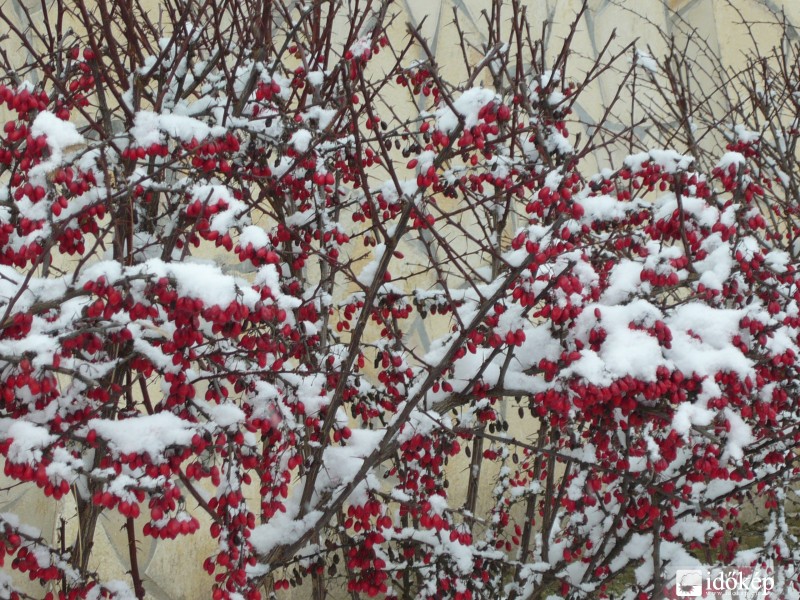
[625,149,693,174]
[131,110,226,146]
[31,111,84,151]
[239,225,270,249]
[356,243,386,287]
[205,402,246,428]
[348,36,372,58]
[734,124,760,143]
[304,106,337,129]
[717,151,746,171]
[3,421,56,465]
[601,260,646,304]
[29,111,85,180]
[290,129,313,152]
[436,88,497,133]
[634,49,658,72]
[130,111,163,147]
[317,429,385,504]
[672,401,715,436]
[251,510,323,556]
[88,413,196,462]
[306,71,325,87]
[722,407,753,461]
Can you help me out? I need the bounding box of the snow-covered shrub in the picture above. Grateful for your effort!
[0,1,798,599]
